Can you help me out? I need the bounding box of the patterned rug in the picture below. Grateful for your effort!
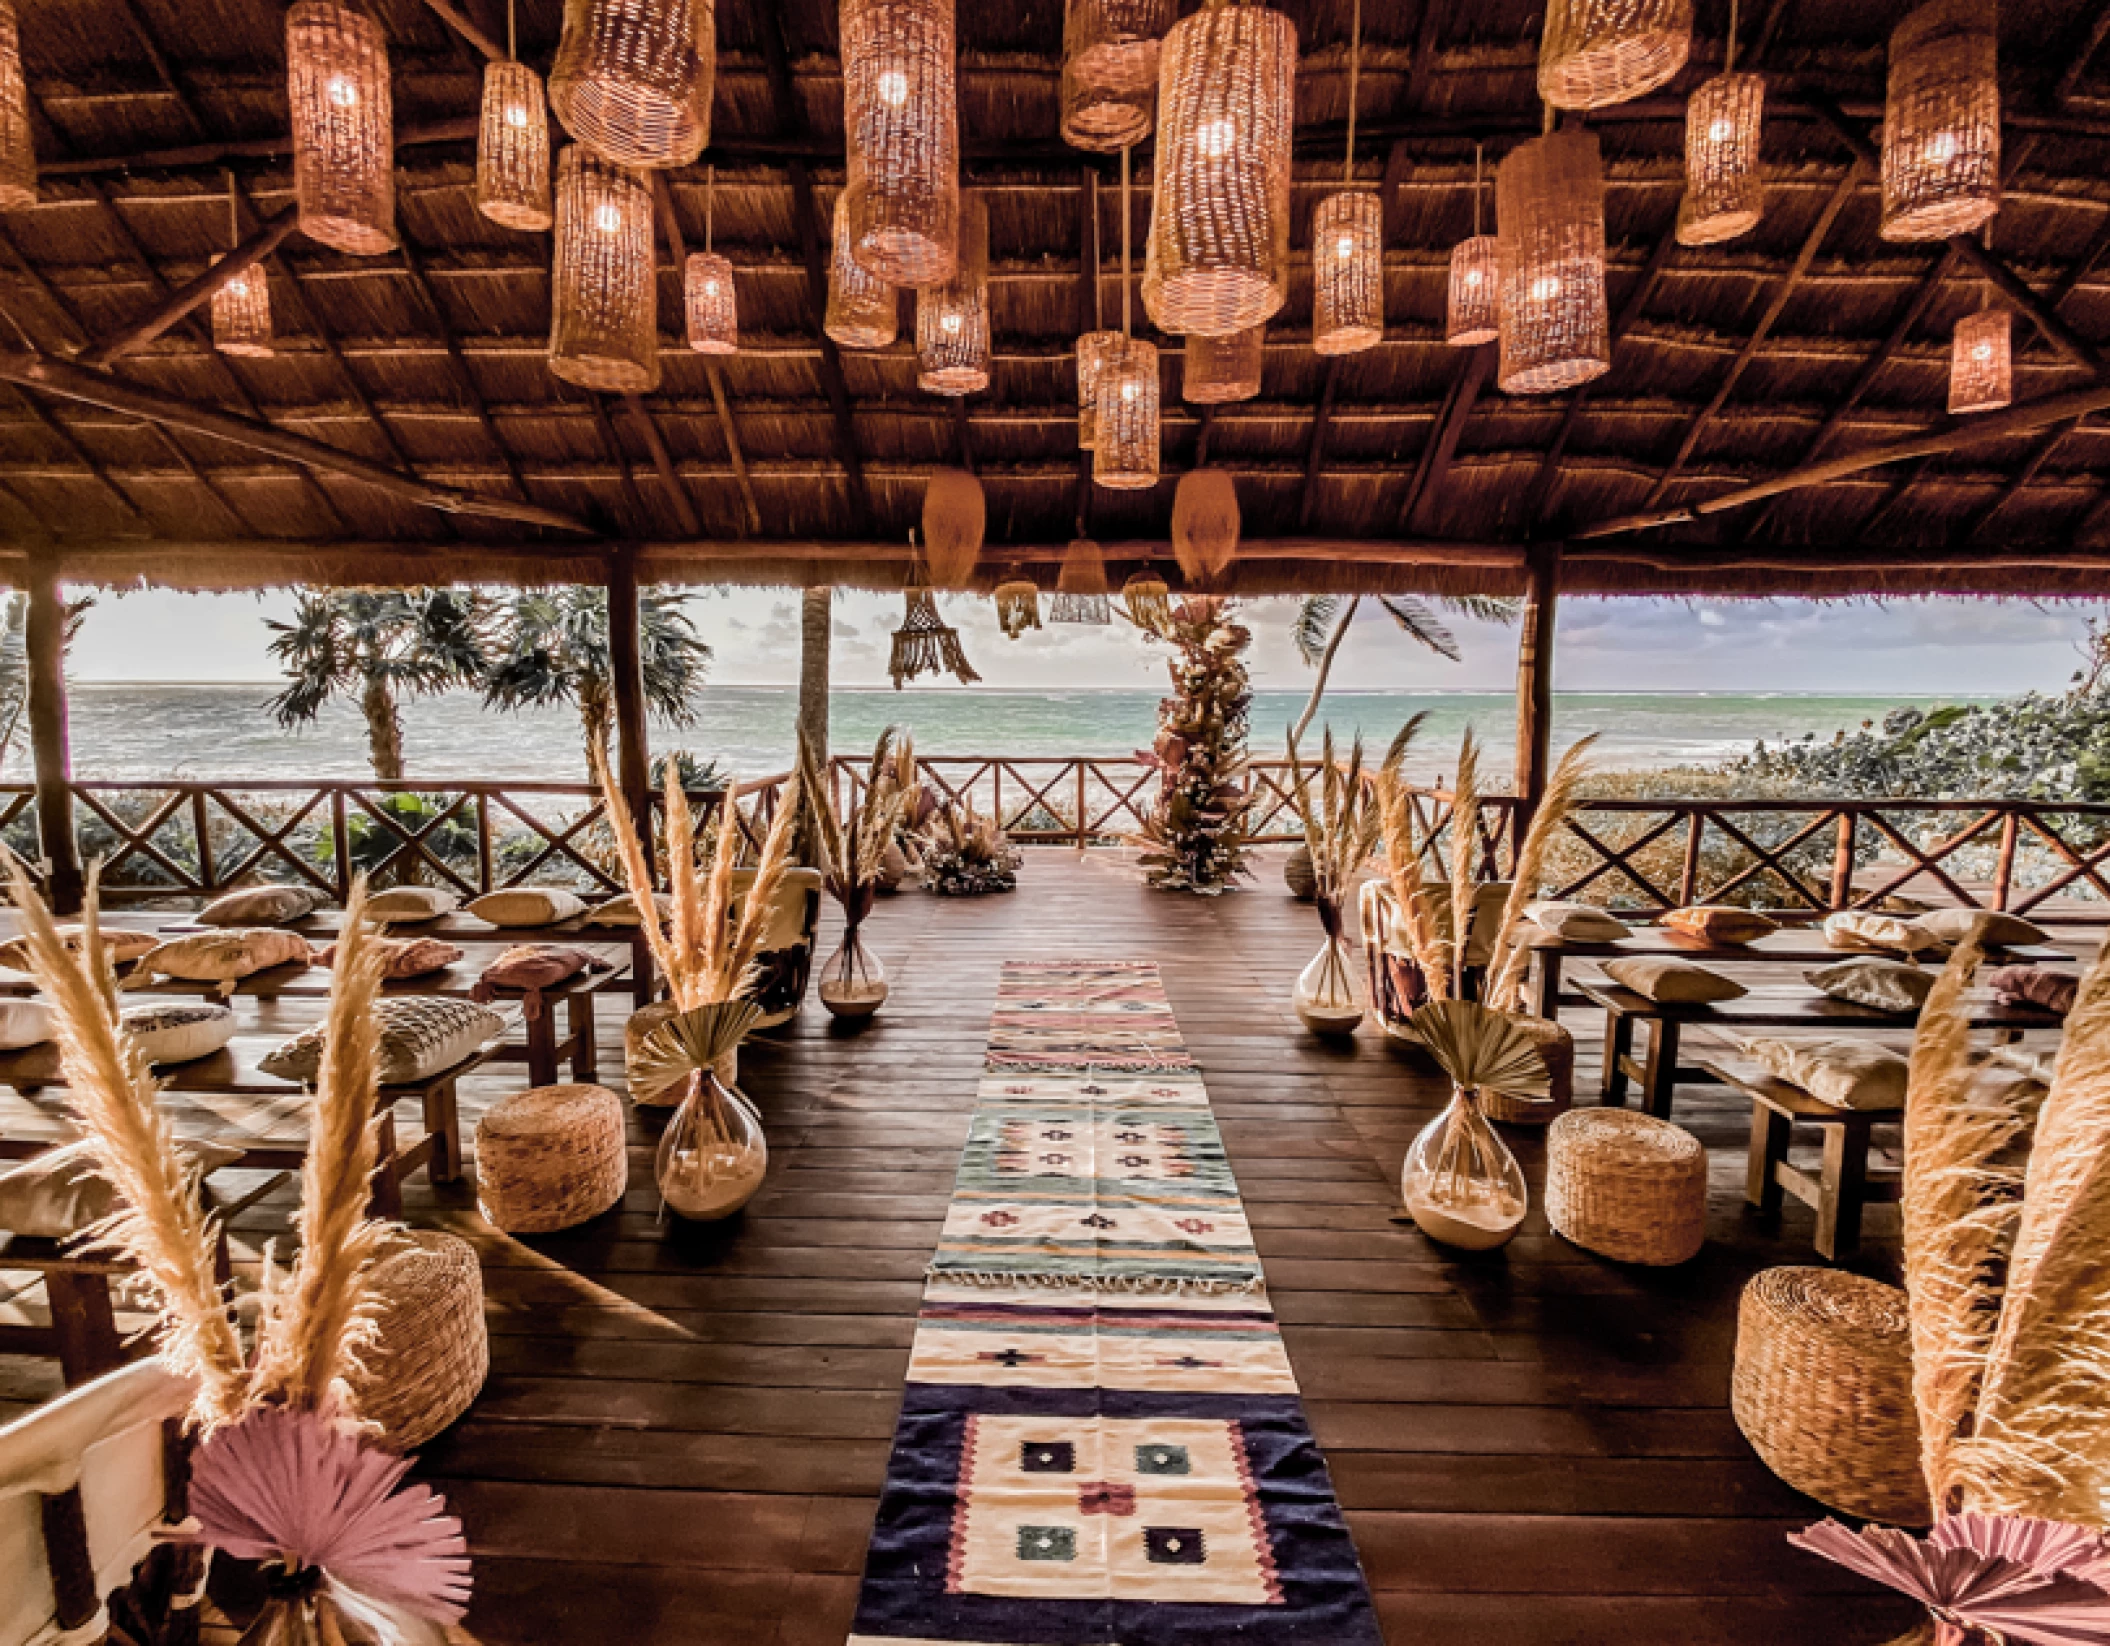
[847,959,1382,1646]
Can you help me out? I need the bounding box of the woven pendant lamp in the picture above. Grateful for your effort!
[1122,569,1173,630]
[1447,147,1499,348]
[890,557,982,686]
[1312,0,1381,358]
[917,190,990,394]
[1077,330,1122,447]
[1679,73,1764,245]
[994,579,1042,638]
[685,165,737,354]
[1172,468,1240,586]
[1051,537,1112,624]
[549,146,660,393]
[1496,127,1611,396]
[842,0,959,288]
[0,1,36,213]
[826,192,898,349]
[1143,2,1296,338]
[211,179,272,358]
[1095,147,1159,490]
[1183,325,1264,403]
[922,467,985,588]
[478,7,552,232]
[1880,0,2000,243]
[287,2,397,255]
[1062,0,1174,153]
[1538,0,1692,112]
[550,0,713,169]
[1949,304,2011,415]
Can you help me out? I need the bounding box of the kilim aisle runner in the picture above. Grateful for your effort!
[847,960,1382,1646]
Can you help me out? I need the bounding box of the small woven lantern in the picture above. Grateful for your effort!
[1062,0,1174,153]
[1949,306,2012,415]
[287,1,397,256]
[1172,468,1240,585]
[1183,325,1264,403]
[922,467,986,588]
[1077,329,1123,447]
[1122,569,1173,630]
[1680,71,1765,246]
[478,58,552,231]
[994,579,1042,638]
[211,259,273,359]
[1313,191,1383,356]
[1143,3,1296,337]
[890,575,982,688]
[1496,128,1611,396]
[1447,144,1499,348]
[1095,337,1159,491]
[549,146,660,393]
[685,166,736,354]
[549,0,713,169]
[0,0,36,213]
[1538,0,1692,111]
[826,192,897,349]
[917,190,990,395]
[1880,0,2000,243]
[1051,538,1112,625]
[842,0,959,289]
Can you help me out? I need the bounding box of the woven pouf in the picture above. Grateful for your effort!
[1732,1266,1930,1525]
[346,1230,488,1452]
[1482,1014,1575,1125]
[1545,1107,1706,1264]
[476,1082,628,1233]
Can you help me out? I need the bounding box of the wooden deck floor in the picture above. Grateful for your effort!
[8,850,1938,1643]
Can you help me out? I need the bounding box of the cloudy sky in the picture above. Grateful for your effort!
[65,585,2094,698]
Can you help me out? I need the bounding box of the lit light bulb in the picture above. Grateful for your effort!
[942,311,961,335]
[1335,234,1355,260]
[505,102,530,130]
[705,279,720,297]
[878,69,909,108]
[1707,118,1734,143]
[1463,267,1484,288]
[326,76,358,110]
[226,275,248,298]
[1972,342,1992,362]
[1530,274,1561,302]
[1926,131,1958,163]
[594,202,623,233]
[1122,380,1139,400]
[1196,119,1234,158]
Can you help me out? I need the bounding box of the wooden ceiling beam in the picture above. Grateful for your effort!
[647,172,755,537]
[1402,343,1494,535]
[584,392,652,532]
[77,206,297,369]
[396,237,533,504]
[420,0,505,61]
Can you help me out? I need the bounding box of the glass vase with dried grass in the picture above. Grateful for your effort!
[550,0,714,169]
[286,1,396,255]
[841,0,959,288]
[1398,1000,1547,1249]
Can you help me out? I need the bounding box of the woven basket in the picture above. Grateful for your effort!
[347,1230,488,1452]
[1679,72,1764,247]
[841,0,959,288]
[1732,1266,1931,1525]
[922,467,986,589]
[0,0,34,213]
[825,191,898,349]
[1538,0,1692,112]
[549,0,713,170]
[1496,129,1610,396]
[1880,0,2001,243]
[1171,467,1240,584]
[1061,0,1172,153]
[477,59,553,232]
[1545,1108,1705,1264]
[1183,325,1264,403]
[1311,190,1384,357]
[476,1082,629,1234]
[286,2,397,256]
[1482,1014,1573,1125]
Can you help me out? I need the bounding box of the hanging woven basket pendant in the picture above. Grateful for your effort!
[890,585,982,687]
[685,165,737,354]
[1679,71,1765,246]
[286,1,397,255]
[1094,337,1161,489]
[1313,191,1383,356]
[1051,538,1112,625]
[1495,128,1611,396]
[548,146,661,392]
[478,58,554,231]
[1538,0,1692,112]
[1182,325,1265,403]
[1949,307,2012,414]
[842,0,961,289]
[1880,0,2000,243]
[826,192,898,349]
[994,579,1043,638]
[550,0,715,170]
[0,0,38,213]
[211,259,273,357]
[1061,0,1175,153]
[917,191,991,394]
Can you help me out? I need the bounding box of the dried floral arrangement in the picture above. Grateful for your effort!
[918,800,1021,896]
[1131,597,1254,894]
[5,858,471,1639]
[1283,727,1380,1032]
[1370,722,1474,1006]
[1481,734,1598,1013]
[799,726,911,926]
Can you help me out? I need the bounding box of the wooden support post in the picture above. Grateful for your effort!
[25,558,82,914]
[607,544,652,854]
[799,585,832,764]
[1513,543,1559,815]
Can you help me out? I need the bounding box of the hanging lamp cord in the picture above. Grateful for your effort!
[1344,0,1361,185]
[1120,144,1131,339]
[1725,0,1738,76]
[1472,143,1483,237]
[506,0,516,61]
[706,163,714,255]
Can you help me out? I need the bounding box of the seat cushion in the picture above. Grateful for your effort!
[468,887,587,928]
[1804,957,1935,1015]
[0,925,159,973]
[0,998,53,1050]
[1525,901,1631,942]
[1914,907,2050,949]
[315,935,464,979]
[1740,1035,1910,1111]
[364,886,460,923]
[0,1138,243,1238]
[137,927,312,983]
[1824,910,1948,959]
[584,891,673,927]
[260,997,504,1086]
[475,944,595,994]
[120,1001,236,1065]
[1662,905,1779,945]
[1602,957,1747,1004]
[1985,963,2079,1016]
[196,885,321,927]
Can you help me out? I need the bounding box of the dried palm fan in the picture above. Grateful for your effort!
[549,0,714,169]
[684,165,737,354]
[1062,0,1173,152]
[841,0,959,287]
[1950,303,2012,415]
[0,0,34,213]
[921,466,986,589]
[1172,467,1241,586]
[1496,127,1611,396]
[1050,537,1111,625]
[211,175,273,359]
[1881,0,2000,243]
[994,578,1042,639]
[1679,2,1765,251]
[478,7,552,231]
[1121,568,1172,631]
[287,1,397,255]
[1482,734,1599,1013]
[1538,0,1692,111]
[825,192,898,349]
[1447,146,1499,348]
[1183,325,1265,403]
[1311,0,1382,358]
[889,555,982,687]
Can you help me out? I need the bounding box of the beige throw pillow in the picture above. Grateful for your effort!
[1741,1035,1910,1111]
[364,886,460,924]
[1804,957,1935,1015]
[1662,905,1779,945]
[584,891,674,927]
[197,885,322,927]
[1914,907,2050,949]
[1824,909,1948,959]
[138,928,312,983]
[121,1001,237,1065]
[1602,957,1747,1004]
[1524,901,1631,942]
[260,997,504,1086]
[0,1138,243,1239]
[468,888,588,928]
[0,925,159,973]
[0,999,53,1050]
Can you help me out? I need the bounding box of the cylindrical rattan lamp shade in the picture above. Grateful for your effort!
[549,147,661,393]
[842,0,960,289]
[1496,129,1611,396]
[0,1,35,214]
[478,59,553,231]
[550,0,714,169]
[1447,234,1499,347]
[1880,0,2000,243]
[1077,329,1123,446]
[1183,325,1264,403]
[1950,308,2012,414]
[1143,5,1296,337]
[1679,72,1765,247]
[686,251,737,353]
[211,260,273,358]
[1538,0,1692,111]
[1062,0,1174,153]
[1093,337,1160,490]
[287,2,397,255]
[826,192,898,349]
[1312,191,1383,357]
[916,191,989,394]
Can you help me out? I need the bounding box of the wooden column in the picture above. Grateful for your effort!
[607,545,652,850]
[798,586,832,763]
[1513,543,1560,817]
[24,558,82,914]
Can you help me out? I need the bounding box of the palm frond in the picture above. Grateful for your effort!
[1376,596,1461,663]
[1409,1000,1552,1096]
[1437,594,1524,627]
[1292,596,1342,667]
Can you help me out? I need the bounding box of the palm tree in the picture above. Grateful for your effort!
[481,587,711,773]
[265,590,488,780]
[1287,593,1521,751]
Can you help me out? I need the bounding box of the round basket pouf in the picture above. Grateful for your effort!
[346,1230,488,1452]
[476,1082,628,1234]
[1482,1014,1575,1125]
[1732,1266,1930,1526]
[1545,1108,1706,1264]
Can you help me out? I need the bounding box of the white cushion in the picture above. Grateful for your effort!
[1741,1035,1910,1111]
[1524,901,1631,942]
[584,891,673,927]
[136,928,311,983]
[120,1002,236,1065]
[1913,907,2050,948]
[0,999,53,1051]
[363,886,460,923]
[1824,910,1948,959]
[0,925,158,973]
[259,997,504,1086]
[468,887,588,928]
[1601,956,1747,1004]
[195,885,321,927]
[1803,957,1935,1015]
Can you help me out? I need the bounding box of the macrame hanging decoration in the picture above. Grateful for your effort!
[1096,146,1160,490]
[1061,0,1174,153]
[211,176,273,358]
[548,145,660,392]
[1183,325,1265,403]
[890,548,982,687]
[1172,467,1240,586]
[550,0,713,169]
[1122,568,1174,631]
[1144,2,1296,337]
[1446,145,1499,347]
[287,1,397,255]
[1538,0,1692,112]
[686,165,738,354]
[1950,298,2012,416]
[842,0,960,288]
[917,189,990,394]
[1495,127,1611,396]
[1050,536,1112,625]
[921,466,986,589]
[478,5,552,231]
[0,0,33,213]
[826,192,898,349]
[1880,0,2000,243]
[1678,0,1763,247]
[994,578,1043,639]
[1312,0,1381,357]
